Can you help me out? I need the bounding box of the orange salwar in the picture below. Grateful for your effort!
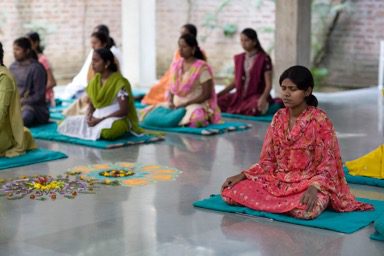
[142,51,181,105]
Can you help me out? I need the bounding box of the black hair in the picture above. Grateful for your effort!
[279,65,318,107]
[91,31,111,49]
[0,42,4,66]
[26,32,44,53]
[179,34,206,61]
[241,28,265,53]
[95,24,110,36]
[182,24,198,37]
[13,37,38,60]
[94,48,118,72]
[95,24,116,48]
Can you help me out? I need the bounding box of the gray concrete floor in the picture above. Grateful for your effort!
[0,87,383,256]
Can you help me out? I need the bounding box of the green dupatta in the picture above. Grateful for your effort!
[0,66,36,157]
[86,72,143,134]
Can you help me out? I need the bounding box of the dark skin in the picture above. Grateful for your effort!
[221,80,319,212]
[86,52,129,127]
[168,38,213,109]
[217,33,272,113]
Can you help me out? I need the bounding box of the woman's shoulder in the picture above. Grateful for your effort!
[234,52,246,59]
[309,107,329,120]
[30,59,46,72]
[111,72,130,85]
[38,54,51,69]
[0,68,16,91]
[308,107,335,129]
[270,107,287,125]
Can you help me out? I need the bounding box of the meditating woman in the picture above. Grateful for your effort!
[10,37,49,127]
[142,34,220,128]
[63,31,122,116]
[58,48,142,140]
[142,24,201,105]
[0,42,36,157]
[221,66,373,219]
[217,28,274,115]
[63,24,121,99]
[27,32,57,107]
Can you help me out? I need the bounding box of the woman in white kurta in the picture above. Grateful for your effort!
[59,48,141,140]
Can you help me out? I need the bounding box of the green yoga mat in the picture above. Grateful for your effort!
[140,122,252,135]
[193,194,384,234]
[343,166,384,187]
[30,123,163,149]
[0,148,67,170]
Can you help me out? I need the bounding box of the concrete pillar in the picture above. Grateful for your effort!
[121,0,156,88]
[274,0,311,91]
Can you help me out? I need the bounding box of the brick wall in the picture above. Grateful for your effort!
[0,0,122,83]
[156,0,276,83]
[1,0,383,88]
[320,0,384,87]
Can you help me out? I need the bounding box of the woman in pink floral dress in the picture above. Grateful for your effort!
[221,66,373,219]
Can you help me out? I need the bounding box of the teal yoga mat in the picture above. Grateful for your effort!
[221,103,283,123]
[30,123,163,149]
[140,122,252,135]
[0,148,67,170]
[193,194,384,234]
[343,166,384,187]
[370,213,384,241]
[221,113,274,122]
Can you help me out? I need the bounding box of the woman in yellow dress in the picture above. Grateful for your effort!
[0,42,36,157]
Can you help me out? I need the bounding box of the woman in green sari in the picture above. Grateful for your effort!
[58,48,142,140]
[0,42,36,157]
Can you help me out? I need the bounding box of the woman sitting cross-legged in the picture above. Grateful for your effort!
[9,37,49,127]
[58,48,142,140]
[142,23,203,105]
[0,42,36,157]
[217,28,280,116]
[221,66,373,219]
[141,34,221,128]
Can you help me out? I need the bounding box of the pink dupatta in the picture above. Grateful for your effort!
[169,59,221,124]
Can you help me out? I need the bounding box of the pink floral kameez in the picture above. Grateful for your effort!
[222,107,373,219]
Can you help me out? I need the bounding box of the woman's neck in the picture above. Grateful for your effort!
[245,49,258,57]
[100,70,112,83]
[18,58,32,65]
[184,56,196,64]
[289,102,308,118]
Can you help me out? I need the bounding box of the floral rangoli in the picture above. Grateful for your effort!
[66,162,182,186]
[0,175,94,201]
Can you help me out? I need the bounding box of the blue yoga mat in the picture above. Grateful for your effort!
[370,213,384,241]
[140,122,252,135]
[193,194,384,234]
[344,166,384,187]
[49,112,65,121]
[30,123,163,149]
[221,103,283,123]
[221,113,274,122]
[0,148,67,170]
